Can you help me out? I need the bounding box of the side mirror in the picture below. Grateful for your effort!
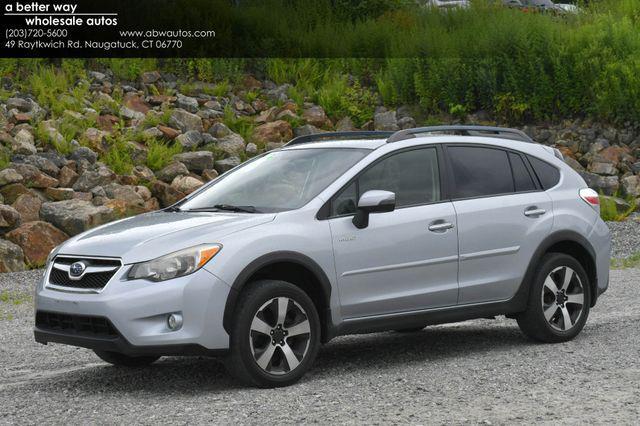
[352,190,396,229]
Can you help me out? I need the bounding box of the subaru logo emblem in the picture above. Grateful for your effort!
[69,262,86,277]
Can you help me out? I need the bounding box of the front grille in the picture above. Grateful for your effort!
[48,257,121,291]
[36,311,119,339]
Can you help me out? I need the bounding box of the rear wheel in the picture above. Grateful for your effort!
[225,280,321,388]
[517,253,590,343]
[94,350,159,367]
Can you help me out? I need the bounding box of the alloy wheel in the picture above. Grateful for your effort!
[249,297,312,375]
[540,266,585,332]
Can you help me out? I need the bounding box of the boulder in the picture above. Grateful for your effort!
[36,151,68,168]
[156,161,189,183]
[123,93,150,114]
[245,143,258,155]
[132,165,156,181]
[0,239,25,272]
[127,141,148,164]
[588,162,617,176]
[621,175,640,197]
[119,105,145,121]
[6,97,32,112]
[103,183,146,212]
[57,166,79,188]
[336,116,357,132]
[45,187,75,201]
[10,163,58,189]
[202,169,219,181]
[215,157,241,174]
[151,181,186,207]
[134,185,152,201]
[69,146,98,164]
[217,133,246,156]
[176,94,199,113]
[142,126,164,140]
[96,114,119,132]
[169,108,203,133]
[12,193,42,222]
[293,125,325,138]
[40,199,116,236]
[12,129,37,155]
[141,71,162,85]
[173,151,214,174]
[0,204,22,233]
[208,122,232,138]
[73,165,116,192]
[0,168,23,186]
[157,125,181,140]
[374,110,399,131]
[255,106,280,124]
[398,116,416,130]
[252,121,293,145]
[5,222,69,266]
[175,130,204,150]
[579,172,619,196]
[171,175,204,195]
[0,183,31,205]
[83,128,108,153]
[302,106,329,127]
[17,154,60,177]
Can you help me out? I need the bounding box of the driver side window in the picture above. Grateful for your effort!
[329,147,441,217]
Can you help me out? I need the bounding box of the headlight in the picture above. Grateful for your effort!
[127,244,222,282]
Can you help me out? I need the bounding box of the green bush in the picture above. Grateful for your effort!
[145,139,183,171]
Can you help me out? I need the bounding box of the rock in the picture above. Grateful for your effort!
[5,221,68,266]
[120,105,145,121]
[588,162,617,176]
[6,97,32,112]
[127,141,148,164]
[40,199,116,236]
[0,168,23,186]
[563,157,584,172]
[204,100,223,111]
[374,110,399,131]
[0,130,15,146]
[72,165,116,192]
[103,183,146,213]
[73,191,92,202]
[302,106,329,127]
[601,195,631,214]
[123,93,150,114]
[0,239,25,272]
[142,127,164,140]
[579,172,619,195]
[10,111,31,124]
[103,199,128,218]
[252,121,293,145]
[134,185,152,201]
[202,169,219,181]
[132,165,155,181]
[156,161,189,183]
[157,125,181,140]
[12,129,37,155]
[17,155,60,177]
[208,122,232,138]
[10,163,58,188]
[151,181,186,207]
[96,114,119,131]
[169,109,203,133]
[217,133,246,156]
[336,116,357,132]
[141,71,162,84]
[245,143,258,155]
[215,157,241,174]
[631,162,640,174]
[0,183,31,205]
[57,166,79,188]
[69,146,98,164]
[171,175,204,194]
[255,106,279,124]
[176,94,199,113]
[173,151,214,174]
[45,187,75,201]
[265,142,285,151]
[83,128,108,153]
[144,198,161,211]
[0,204,22,233]
[147,94,176,106]
[12,193,42,223]
[622,175,640,197]
[175,130,204,149]
[598,146,632,166]
[398,116,416,130]
[294,125,325,137]
[37,151,67,168]
[88,71,107,83]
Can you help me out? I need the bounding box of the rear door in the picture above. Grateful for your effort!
[445,145,554,304]
[328,146,459,318]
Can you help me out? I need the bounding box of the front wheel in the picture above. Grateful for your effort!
[225,279,321,388]
[517,253,591,343]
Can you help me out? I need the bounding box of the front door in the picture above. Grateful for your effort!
[328,146,459,318]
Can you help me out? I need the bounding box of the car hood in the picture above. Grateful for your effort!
[58,211,276,264]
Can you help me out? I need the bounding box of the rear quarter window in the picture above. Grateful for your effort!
[527,155,561,190]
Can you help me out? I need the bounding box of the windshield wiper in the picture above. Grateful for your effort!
[182,204,260,213]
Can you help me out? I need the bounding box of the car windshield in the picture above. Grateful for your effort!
[179,148,370,213]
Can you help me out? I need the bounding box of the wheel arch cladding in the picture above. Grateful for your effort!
[223,251,334,342]
[526,231,598,308]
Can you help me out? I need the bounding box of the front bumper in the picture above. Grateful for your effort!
[34,265,232,353]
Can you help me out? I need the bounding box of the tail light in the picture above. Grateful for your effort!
[579,188,600,209]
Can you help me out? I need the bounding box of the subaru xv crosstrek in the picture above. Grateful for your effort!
[35,126,611,388]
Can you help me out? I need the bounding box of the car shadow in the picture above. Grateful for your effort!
[33,322,533,394]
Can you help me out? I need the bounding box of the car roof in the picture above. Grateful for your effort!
[283,139,387,150]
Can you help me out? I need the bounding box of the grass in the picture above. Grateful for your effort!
[0,147,10,169]
[26,66,89,117]
[223,106,256,141]
[0,290,30,306]
[600,193,637,222]
[145,139,183,171]
[611,252,640,269]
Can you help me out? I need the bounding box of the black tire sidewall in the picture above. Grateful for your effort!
[229,280,321,387]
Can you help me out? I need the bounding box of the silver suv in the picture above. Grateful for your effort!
[34,126,611,388]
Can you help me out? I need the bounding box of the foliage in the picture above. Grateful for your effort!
[102,134,135,175]
[26,66,89,117]
[145,139,183,171]
[0,147,10,169]
[611,252,640,270]
[223,106,256,141]
[600,193,637,222]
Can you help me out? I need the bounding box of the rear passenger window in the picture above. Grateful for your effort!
[527,156,560,190]
[448,146,514,198]
[509,152,537,192]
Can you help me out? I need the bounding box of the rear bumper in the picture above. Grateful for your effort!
[590,218,612,305]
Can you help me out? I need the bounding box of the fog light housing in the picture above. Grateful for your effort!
[167,313,183,331]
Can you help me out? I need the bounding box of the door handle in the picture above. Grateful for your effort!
[524,208,546,217]
[428,221,454,232]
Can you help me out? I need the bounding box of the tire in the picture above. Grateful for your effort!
[94,350,160,367]
[517,253,591,343]
[394,326,426,333]
[225,279,321,388]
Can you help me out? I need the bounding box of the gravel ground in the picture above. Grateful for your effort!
[0,268,639,425]
[607,219,640,259]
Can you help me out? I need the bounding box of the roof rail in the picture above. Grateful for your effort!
[286,131,394,147]
[386,125,534,144]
